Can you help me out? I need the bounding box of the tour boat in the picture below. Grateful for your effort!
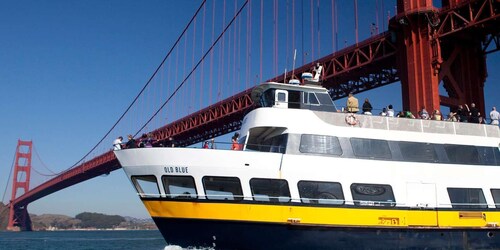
[115,82,500,249]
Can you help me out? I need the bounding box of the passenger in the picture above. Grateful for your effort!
[210,138,216,149]
[231,132,241,150]
[446,111,458,122]
[387,105,395,117]
[138,134,147,148]
[405,111,415,119]
[458,104,470,122]
[396,111,405,118]
[490,107,499,125]
[362,98,373,115]
[432,110,442,120]
[145,133,155,147]
[379,107,387,116]
[346,93,359,113]
[125,135,137,149]
[113,136,123,150]
[203,141,209,149]
[418,106,429,119]
[166,137,175,147]
[469,103,480,123]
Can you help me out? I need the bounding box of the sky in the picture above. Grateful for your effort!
[0,1,498,219]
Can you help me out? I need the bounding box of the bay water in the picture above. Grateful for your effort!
[0,230,195,250]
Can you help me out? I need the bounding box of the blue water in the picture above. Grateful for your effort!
[0,230,184,250]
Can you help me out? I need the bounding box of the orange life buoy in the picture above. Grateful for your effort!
[345,114,358,126]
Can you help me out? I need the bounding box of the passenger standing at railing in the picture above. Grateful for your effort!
[231,132,241,150]
[125,135,137,148]
[362,98,373,115]
[469,103,480,123]
[490,107,499,125]
[387,105,395,117]
[113,136,123,150]
[418,106,429,119]
[203,141,209,149]
[210,138,216,149]
[346,93,359,113]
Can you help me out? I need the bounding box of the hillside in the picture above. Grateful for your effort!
[0,207,156,231]
[0,203,8,229]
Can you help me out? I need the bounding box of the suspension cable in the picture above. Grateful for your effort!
[67,0,207,169]
[1,148,17,204]
[32,143,56,175]
[134,0,249,137]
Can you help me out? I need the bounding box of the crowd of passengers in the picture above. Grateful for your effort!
[113,133,176,150]
[346,93,500,125]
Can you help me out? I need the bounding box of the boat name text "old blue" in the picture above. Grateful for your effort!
[164,166,189,174]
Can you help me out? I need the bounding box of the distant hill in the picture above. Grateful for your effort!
[0,207,156,231]
[31,214,81,230]
[0,203,8,230]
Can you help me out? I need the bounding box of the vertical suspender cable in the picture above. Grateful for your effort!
[209,0,216,104]
[354,0,358,44]
[200,3,206,108]
[292,0,295,66]
[301,0,305,65]
[217,0,227,101]
[331,0,335,51]
[135,0,249,137]
[246,0,251,87]
[232,0,237,94]
[260,0,263,83]
[191,16,197,114]
[317,0,320,59]
[310,0,314,62]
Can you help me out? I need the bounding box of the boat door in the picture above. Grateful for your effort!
[405,182,438,226]
[274,89,288,108]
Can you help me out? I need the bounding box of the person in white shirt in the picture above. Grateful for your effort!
[490,107,499,125]
[113,136,123,150]
[387,104,395,117]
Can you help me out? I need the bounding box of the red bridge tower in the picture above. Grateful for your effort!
[7,140,33,231]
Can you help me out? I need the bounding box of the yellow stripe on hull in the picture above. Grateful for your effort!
[143,200,500,228]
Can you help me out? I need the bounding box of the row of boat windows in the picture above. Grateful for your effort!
[132,175,500,208]
[247,134,500,165]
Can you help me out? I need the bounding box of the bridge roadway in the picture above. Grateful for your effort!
[9,0,499,230]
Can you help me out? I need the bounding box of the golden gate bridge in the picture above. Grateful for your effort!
[3,0,499,231]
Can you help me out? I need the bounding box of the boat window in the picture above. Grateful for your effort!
[260,89,275,107]
[298,181,344,205]
[131,175,160,198]
[477,146,500,165]
[299,134,342,156]
[309,93,319,105]
[351,183,396,207]
[444,145,480,165]
[250,178,290,203]
[399,141,438,163]
[162,175,197,199]
[491,189,500,208]
[277,92,286,102]
[203,176,243,201]
[245,127,288,153]
[447,188,487,209]
[350,138,391,159]
[288,90,301,109]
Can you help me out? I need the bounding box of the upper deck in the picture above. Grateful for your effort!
[250,82,500,139]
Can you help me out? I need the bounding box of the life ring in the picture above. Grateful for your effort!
[345,114,358,126]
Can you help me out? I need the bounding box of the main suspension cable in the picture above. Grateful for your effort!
[67,0,207,170]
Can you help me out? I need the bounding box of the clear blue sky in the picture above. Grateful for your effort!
[1,1,498,219]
